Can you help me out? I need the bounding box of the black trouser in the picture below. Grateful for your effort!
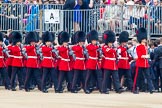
[84,69,102,91]
[136,67,154,91]
[7,66,12,79]
[118,68,133,90]
[102,69,121,92]
[71,70,85,91]
[0,68,10,88]
[41,68,58,91]
[25,68,41,90]
[11,67,24,89]
[159,68,162,90]
[56,71,73,91]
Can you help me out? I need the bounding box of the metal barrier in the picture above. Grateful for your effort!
[0,3,162,39]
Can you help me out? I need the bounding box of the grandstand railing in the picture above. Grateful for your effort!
[0,3,162,39]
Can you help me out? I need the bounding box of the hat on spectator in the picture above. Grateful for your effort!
[0,32,4,42]
[42,31,53,44]
[89,30,98,42]
[136,27,147,43]
[126,1,135,5]
[25,31,37,44]
[103,30,116,44]
[119,31,129,43]
[58,31,70,45]
[11,31,22,45]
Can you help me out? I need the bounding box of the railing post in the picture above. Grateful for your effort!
[20,3,24,35]
[60,10,63,32]
[147,6,151,41]
[40,8,43,37]
[121,5,124,32]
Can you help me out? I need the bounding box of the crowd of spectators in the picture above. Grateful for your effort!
[0,0,162,36]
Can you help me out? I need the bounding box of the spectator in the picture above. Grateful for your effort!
[128,0,145,28]
[123,0,136,29]
[74,0,83,32]
[26,0,39,32]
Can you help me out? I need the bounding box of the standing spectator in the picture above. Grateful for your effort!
[26,0,39,32]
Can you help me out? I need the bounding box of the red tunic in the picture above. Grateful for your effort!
[102,45,118,70]
[41,45,54,68]
[136,44,149,68]
[0,46,6,68]
[6,45,13,67]
[57,46,71,71]
[11,45,23,67]
[72,45,86,70]
[25,45,39,68]
[117,45,130,69]
[86,44,100,70]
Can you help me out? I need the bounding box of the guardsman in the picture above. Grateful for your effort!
[101,30,124,94]
[117,31,133,91]
[84,30,102,94]
[0,32,10,90]
[24,32,42,92]
[71,31,86,93]
[56,31,73,93]
[41,31,58,93]
[133,27,154,94]
[10,31,24,91]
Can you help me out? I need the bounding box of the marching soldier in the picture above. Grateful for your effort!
[84,30,102,94]
[10,31,24,91]
[101,30,124,94]
[0,32,10,90]
[41,31,58,93]
[56,31,73,93]
[71,31,86,93]
[24,32,42,92]
[133,27,154,94]
[117,31,133,91]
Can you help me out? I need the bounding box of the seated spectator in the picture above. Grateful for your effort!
[123,1,136,29]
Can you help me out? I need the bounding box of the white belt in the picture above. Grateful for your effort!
[119,57,128,60]
[61,58,70,62]
[43,57,53,59]
[0,56,4,58]
[89,56,98,60]
[28,56,37,59]
[12,56,23,59]
[59,56,70,62]
[105,57,116,60]
[76,57,85,60]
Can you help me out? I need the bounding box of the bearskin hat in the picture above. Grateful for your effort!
[71,31,79,45]
[136,27,147,43]
[119,31,129,43]
[89,30,98,41]
[25,31,37,44]
[58,31,70,45]
[0,32,4,42]
[103,30,115,44]
[77,31,86,43]
[42,31,53,44]
[11,31,22,45]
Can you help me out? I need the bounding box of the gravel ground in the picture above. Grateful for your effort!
[0,87,162,108]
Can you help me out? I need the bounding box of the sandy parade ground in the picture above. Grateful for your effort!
[0,87,162,108]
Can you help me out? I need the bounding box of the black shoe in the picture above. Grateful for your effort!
[101,91,109,94]
[116,88,124,94]
[25,89,30,92]
[84,90,90,94]
[55,90,63,93]
[71,90,78,93]
[5,86,11,90]
[19,86,24,90]
[12,88,16,91]
[42,89,48,93]
[150,90,154,94]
